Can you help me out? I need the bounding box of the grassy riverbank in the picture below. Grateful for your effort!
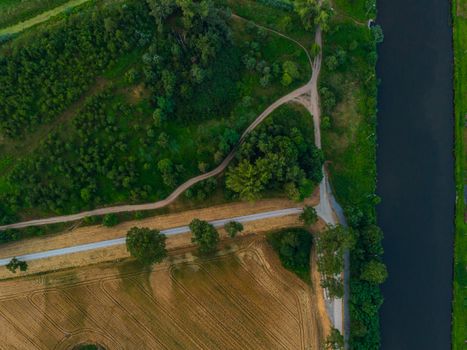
[452,0,467,348]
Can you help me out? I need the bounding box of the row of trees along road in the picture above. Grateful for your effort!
[125,219,244,264]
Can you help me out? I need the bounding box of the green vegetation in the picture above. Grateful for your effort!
[326,328,344,350]
[126,226,167,265]
[452,0,467,348]
[294,0,333,32]
[0,0,78,29]
[226,104,323,201]
[333,0,375,22]
[0,0,152,137]
[267,228,312,282]
[299,205,318,226]
[216,0,312,45]
[102,214,119,227]
[316,225,354,298]
[6,257,28,273]
[0,0,311,227]
[189,218,220,255]
[224,221,244,237]
[320,1,384,347]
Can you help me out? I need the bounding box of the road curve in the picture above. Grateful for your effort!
[0,207,303,266]
[0,17,315,232]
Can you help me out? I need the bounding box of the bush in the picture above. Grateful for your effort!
[102,214,118,227]
[300,205,318,226]
[6,257,28,273]
[224,221,244,238]
[267,228,312,281]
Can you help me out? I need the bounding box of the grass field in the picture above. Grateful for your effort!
[452,0,467,348]
[321,17,377,218]
[0,238,329,349]
[218,0,313,47]
[0,0,91,35]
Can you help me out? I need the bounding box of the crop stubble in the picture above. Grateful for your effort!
[0,237,327,349]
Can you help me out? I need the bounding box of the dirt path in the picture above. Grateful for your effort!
[0,17,318,232]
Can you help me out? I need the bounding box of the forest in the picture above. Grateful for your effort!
[0,0,312,225]
[0,0,153,137]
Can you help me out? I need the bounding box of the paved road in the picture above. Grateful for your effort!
[0,208,303,266]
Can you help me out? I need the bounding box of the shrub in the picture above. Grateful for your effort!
[224,221,244,238]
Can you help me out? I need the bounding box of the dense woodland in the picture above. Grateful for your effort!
[0,0,310,225]
[226,104,323,201]
[0,0,153,137]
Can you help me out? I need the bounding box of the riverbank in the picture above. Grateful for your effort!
[452,0,467,348]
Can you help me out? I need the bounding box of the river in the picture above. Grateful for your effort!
[376,0,455,349]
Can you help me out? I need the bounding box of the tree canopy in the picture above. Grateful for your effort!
[126,227,167,265]
[189,218,219,254]
[300,205,318,226]
[267,228,312,281]
[6,257,28,273]
[226,105,323,201]
[224,221,244,238]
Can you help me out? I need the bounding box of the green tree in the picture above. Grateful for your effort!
[316,225,354,275]
[224,221,244,238]
[281,72,293,86]
[360,260,388,284]
[322,276,344,298]
[157,158,176,188]
[372,24,384,44]
[325,55,338,71]
[226,159,270,201]
[326,328,344,350]
[282,61,300,79]
[300,205,318,226]
[6,257,28,273]
[294,0,319,31]
[102,213,118,227]
[267,228,312,281]
[315,0,332,32]
[311,43,321,58]
[189,218,219,254]
[126,227,167,265]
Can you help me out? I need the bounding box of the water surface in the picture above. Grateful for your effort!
[376,0,454,348]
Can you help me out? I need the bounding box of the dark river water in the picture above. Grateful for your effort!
[376,0,455,349]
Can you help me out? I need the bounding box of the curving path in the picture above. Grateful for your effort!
[0,15,349,344]
[0,17,320,232]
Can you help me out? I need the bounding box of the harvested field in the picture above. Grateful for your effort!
[0,237,329,349]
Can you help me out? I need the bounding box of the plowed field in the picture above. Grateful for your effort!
[0,237,328,349]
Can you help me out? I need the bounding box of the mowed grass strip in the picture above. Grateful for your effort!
[452,0,467,348]
[0,0,91,35]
